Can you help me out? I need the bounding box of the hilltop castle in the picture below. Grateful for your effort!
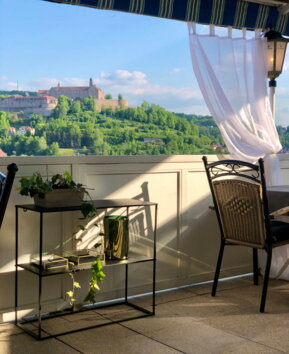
[38,78,128,111]
[0,78,128,116]
[39,78,104,100]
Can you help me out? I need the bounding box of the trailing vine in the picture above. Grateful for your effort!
[66,266,81,307]
[84,258,106,303]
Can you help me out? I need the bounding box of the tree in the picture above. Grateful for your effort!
[81,97,96,112]
[118,94,123,100]
[49,142,60,155]
[90,129,104,155]
[70,101,81,115]
[28,114,45,128]
[0,111,9,137]
[28,136,48,155]
[53,95,70,118]
[105,93,112,99]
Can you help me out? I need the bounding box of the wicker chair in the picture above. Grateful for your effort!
[203,156,289,313]
[0,163,18,228]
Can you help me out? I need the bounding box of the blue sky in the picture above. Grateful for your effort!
[1,0,289,126]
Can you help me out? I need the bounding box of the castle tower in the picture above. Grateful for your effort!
[89,78,94,87]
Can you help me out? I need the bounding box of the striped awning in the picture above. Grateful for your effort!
[43,0,289,35]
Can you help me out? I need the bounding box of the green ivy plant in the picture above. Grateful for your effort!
[84,258,106,303]
[67,266,81,307]
[18,171,105,305]
[19,171,83,198]
[19,171,98,219]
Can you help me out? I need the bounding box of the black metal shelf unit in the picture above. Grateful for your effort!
[15,198,158,340]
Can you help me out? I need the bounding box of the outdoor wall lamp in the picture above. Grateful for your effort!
[263,28,289,119]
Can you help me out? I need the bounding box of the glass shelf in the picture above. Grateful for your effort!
[18,253,154,277]
[16,198,157,213]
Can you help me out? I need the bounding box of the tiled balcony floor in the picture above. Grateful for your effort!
[3,277,289,353]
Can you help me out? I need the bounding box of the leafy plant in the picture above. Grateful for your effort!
[67,267,81,307]
[84,258,106,303]
[18,171,98,218]
[19,171,84,198]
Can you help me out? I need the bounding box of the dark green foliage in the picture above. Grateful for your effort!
[80,201,98,219]
[18,171,84,198]
[0,90,37,96]
[0,97,229,156]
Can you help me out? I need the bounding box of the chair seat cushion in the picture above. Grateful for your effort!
[270,220,289,243]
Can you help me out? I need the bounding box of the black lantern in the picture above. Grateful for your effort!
[264,29,289,81]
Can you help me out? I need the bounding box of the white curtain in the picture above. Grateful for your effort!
[188,25,289,279]
[187,24,282,186]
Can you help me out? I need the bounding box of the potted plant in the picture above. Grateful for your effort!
[18,171,106,305]
[19,171,86,208]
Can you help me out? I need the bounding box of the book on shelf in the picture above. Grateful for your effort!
[64,249,105,268]
[30,253,68,271]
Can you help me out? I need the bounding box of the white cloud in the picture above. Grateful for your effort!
[62,78,90,86]
[91,70,204,109]
[7,82,19,90]
[29,77,59,89]
[95,70,148,86]
[29,77,91,89]
[0,76,8,81]
[171,68,183,73]
[139,85,202,100]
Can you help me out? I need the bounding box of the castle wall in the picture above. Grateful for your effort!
[95,99,129,111]
[0,96,57,116]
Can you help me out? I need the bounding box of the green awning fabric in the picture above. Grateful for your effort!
[43,0,289,35]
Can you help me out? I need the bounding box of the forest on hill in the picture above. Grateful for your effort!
[0,95,226,156]
[0,90,37,98]
[1,93,289,156]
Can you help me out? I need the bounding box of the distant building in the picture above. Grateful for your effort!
[39,78,104,100]
[143,138,165,146]
[8,127,16,135]
[0,149,7,157]
[18,126,35,135]
[210,142,226,153]
[39,78,128,111]
[0,95,58,116]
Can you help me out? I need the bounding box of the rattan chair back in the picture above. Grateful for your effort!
[213,179,266,247]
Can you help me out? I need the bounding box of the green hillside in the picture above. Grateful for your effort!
[0,96,226,156]
[0,90,38,98]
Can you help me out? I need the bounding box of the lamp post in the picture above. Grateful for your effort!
[264,29,289,120]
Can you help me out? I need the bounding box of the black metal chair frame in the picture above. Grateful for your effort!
[0,163,18,228]
[203,156,289,313]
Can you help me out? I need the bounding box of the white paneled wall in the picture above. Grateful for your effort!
[3,154,284,321]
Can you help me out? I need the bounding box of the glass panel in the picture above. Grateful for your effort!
[275,41,287,72]
[267,42,275,72]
